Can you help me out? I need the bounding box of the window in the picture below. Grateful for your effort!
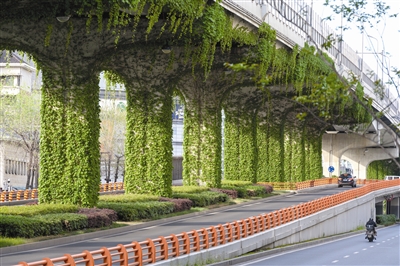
[0,75,19,87]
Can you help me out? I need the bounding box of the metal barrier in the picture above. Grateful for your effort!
[16,179,400,266]
[0,183,124,203]
[0,178,382,203]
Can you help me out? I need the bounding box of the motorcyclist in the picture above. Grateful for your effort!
[365,218,377,239]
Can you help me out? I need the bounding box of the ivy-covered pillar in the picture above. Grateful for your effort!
[124,86,173,196]
[224,103,259,183]
[106,46,182,197]
[180,71,232,188]
[224,111,241,181]
[39,70,101,207]
[182,97,222,187]
[267,118,285,182]
[304,127,323,180]
[283,115,306,183]
[256,121,269,182]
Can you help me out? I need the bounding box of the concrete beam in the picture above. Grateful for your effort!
[322,132,398,177]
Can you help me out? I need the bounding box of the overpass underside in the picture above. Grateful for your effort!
[322,121,399,179]
[0,1,389,205]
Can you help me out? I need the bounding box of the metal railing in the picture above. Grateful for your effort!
[0,183,125,203]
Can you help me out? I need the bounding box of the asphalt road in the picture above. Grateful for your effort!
[1,185,354,265]
[235,224,400,266]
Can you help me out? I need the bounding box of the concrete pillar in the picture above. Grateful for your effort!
[0,143,4,190]
[375,201,383,216]
[390,197,399,219]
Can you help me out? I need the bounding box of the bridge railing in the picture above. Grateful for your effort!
[16,179,400,266]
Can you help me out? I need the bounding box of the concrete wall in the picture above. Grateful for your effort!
[153,186,399,266]
[0,140,28,190]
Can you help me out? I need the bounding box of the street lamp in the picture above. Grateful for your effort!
[358,34,385,83]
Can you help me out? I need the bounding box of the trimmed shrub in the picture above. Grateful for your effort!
[376,214,396,226]
[221,180,253,187]
[159,197,193,212]
[0,204,78,217]
[255,183,273,193]
[210,188,238,199]
[0,213,87,238]
[172,191,229,207]
[97,201,174,221]
[220,185,248,198]
[172,186,210,194]
[99,194,159,203]
[78,208,118,228]
[0,215,42,238]
[245,185,268,197]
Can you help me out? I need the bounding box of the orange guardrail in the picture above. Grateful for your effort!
[16,179,400,266]
[0,183,125,203]
[0,178,385,203]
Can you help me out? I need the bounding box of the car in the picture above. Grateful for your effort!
[338,174,356,187]
[384,176,400,180]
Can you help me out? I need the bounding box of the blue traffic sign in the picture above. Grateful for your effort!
[328,166,335,173]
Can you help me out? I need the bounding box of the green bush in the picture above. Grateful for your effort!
[0,204,78,217]
[99,194,159,203]
[376,214,396,226]
[220,185,248,198]
[245,185,268,197]
[172,186,210,194]
[0,213,88,238]
[78,208,118,228]
[0,215,42,238]
[221,180,253,187]
[97,201,174,221]
[172,191,229,207]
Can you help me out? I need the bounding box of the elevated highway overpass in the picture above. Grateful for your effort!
[1,0,400,238]
[221,0,400,178]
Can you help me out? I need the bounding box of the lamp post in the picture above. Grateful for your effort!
[358,34,385,83]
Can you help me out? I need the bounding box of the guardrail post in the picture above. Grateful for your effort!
[170,234,180,257]
[217,224,225,245]
[200,228,209,249]
[117,244,128,266]
[82,250,94,266]
[182,232,190,254]
[158,236,169,260]
[101,247,112,265]
[146,239,156,263]
[226,223,233,242]
[210,226,218,247]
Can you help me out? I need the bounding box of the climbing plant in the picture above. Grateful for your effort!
[39,68,101,207]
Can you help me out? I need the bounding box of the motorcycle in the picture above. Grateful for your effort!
[365,224,376,242]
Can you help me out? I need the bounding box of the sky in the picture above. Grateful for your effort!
[307,0,400,98]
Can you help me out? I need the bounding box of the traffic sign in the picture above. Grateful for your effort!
[328,166,334,173]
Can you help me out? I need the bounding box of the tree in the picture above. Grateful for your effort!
[0,88,41,189]
[99,87,126,184]
[320,0,400,174]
